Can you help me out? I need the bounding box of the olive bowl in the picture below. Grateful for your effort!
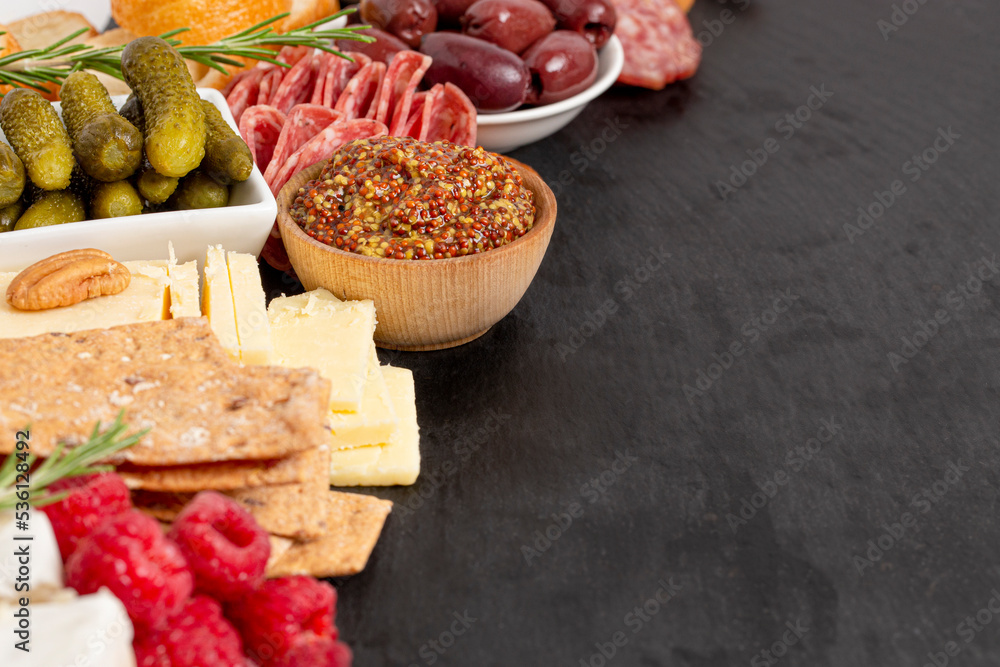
[276,157,556,351]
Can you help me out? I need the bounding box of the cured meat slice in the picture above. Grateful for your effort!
[222,66,259,97]
[257,65,285,106]
[238,105,287,173]
[277,45,313,66]
[263,104,342,185]
[270,52,320,114]
[334,61,386,120]
[609,0,701,89]
[324,53,371,108]
[399,90,429,140]
[266,118,389,196]
[421,83,477,146]
[375,51,432,132]
[226,67,267,125]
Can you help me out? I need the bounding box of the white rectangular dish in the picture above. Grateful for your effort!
[0,88,276,271]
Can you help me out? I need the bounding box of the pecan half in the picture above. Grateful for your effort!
[6,248,131,311]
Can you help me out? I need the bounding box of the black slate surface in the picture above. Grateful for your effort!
[263,1,1000,664]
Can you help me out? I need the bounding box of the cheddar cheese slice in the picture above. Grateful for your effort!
[201,245,240,361]
[328,345,398,449]
[227,251,272,365]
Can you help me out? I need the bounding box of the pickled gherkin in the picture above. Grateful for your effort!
[169,171,229,210]
[201,100,253,185]
[121,37,206,178]
[13,191,86,230]
[60,71,143,182]
[119,96,179,204]
[0,89,75,191]
[0,200,23,232]
[0,142,25,207]
[91,180,143,219]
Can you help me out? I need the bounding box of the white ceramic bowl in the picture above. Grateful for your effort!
[0,88,277,272]
[476,35,624,154]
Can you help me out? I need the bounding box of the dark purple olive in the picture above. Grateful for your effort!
[521,30,597,105]
[434,0,479,26]
[420,33,531,112]
[461,0,556,54]
[335,27,412,63]
[536,0,615,48]
[360,0,438,48]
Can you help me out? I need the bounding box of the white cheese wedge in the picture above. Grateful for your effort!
[268,289,375,412]
[201,245,240,360]
[166,246,201,319]
[0,260,170,339]
[329,365,420,486]
[329,345,398,449]
[227,251,272,365]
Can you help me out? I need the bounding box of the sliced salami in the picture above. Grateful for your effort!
[399,90,429,139]
[321,52,370,108]
[238,105,287,173]
[267,118,389,196]
[270,52,320,114]
[256,65,284,106]
[422,83,477,146]
[335,61,386,120]
[277,45,313,66]
[226,67,267,125]
[609,0,701,89]
[263,104,342,186]
[373,51,432,131]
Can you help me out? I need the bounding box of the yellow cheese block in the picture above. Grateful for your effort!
[201,245,240,361]
[166,258,201,319]
[0,260,170,339]
[268,289,375,412]
[329,345,398,449]
[329,365,420,486]
[227,251,272,365]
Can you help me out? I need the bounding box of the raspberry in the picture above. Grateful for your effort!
[65,509,192,630]
[40,472,132,561]
[167,490,270,600]
[273,637,352,667]
[133,595,244,667]
[227,576,338,664]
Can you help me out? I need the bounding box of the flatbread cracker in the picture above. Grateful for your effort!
[0,319,330,465]
[266,491,393,578]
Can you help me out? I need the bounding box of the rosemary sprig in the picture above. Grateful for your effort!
[0,10,374,93]
[0,412,146,511]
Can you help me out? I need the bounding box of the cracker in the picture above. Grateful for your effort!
[0,319,330,465]
[266,491,393,579]
[116,447,320,492]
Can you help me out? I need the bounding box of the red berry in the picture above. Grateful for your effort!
[167,490,270,600]
[273,637,352,667]
[227,576,337,665]
[133,595,244,667]
[40,472,132,561]
[65,509,192,630]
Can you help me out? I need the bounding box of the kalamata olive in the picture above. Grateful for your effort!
[360,0,438,48]
[434,0,479,26]
[537,0,615,48]
[461,0,556,54]
[335,27,412,63]
[521,30,598,105]
[420,33,531,112]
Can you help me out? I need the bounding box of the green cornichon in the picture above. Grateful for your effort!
[200,100,253,185]
[0,89,75,191]
[13,191,86,230]
[120,37,206,178]
[0,142,26,207]
[0,200,24,232]
[91,180,143,219]
[119,96,179,204]
[59,71,143,182]
[170,171,229,210]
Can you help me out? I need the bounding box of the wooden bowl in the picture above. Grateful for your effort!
[276,156,557,351]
